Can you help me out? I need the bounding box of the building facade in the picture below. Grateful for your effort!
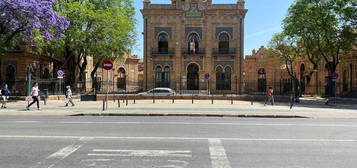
[0,45,61,95]
[90,53,143,93]
[243,46,291,94]
[141,0,247,93]
[243,46,357,97]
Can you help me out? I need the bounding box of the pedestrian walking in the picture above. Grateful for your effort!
[264,87,275,106]
[0,84,10,109]
[65,86,75,107]
[26,82,40,110]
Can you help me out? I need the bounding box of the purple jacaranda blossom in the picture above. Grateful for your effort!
[0,0,69,41]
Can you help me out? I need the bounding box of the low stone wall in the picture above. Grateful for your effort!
[95,94,291,103]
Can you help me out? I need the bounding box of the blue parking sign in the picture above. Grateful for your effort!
[57,70,64,78]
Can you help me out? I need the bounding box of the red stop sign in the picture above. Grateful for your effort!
[102,60,113,70]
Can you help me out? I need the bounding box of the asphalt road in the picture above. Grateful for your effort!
[1,116,357,168]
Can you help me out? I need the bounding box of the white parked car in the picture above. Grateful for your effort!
[138,88,176,96]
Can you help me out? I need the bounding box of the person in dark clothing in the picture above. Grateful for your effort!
[1,84,10,109]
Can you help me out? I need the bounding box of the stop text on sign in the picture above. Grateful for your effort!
[102,60,113,70]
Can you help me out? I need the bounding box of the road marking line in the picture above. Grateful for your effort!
[81,159,114,162]
[47,144,82,159]
[14,121,40,123]
[30,144,83,168]
[1,135,357,142]
[80,137,94,141]
[208,139,231,168]
[89,149,192,157]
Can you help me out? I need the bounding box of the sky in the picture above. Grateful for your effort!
[132,0,295,58]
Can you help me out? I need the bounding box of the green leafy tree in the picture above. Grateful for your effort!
[268,33,305,97]
[283,0,356,75]
[39,0,136,90]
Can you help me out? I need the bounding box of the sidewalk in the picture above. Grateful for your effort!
[1,99,356,118]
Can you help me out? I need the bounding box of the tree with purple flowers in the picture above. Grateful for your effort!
[0,0,69,56]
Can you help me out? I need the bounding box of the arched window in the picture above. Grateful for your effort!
[187,63,199,90]
[155,66,170,88]
[117,68,126,90]
[216,66,232,90]
[5,65,16,90]
[155,66,162,87]
[216,66,224,90]
[43,68,50,79]
[224,66,232,90]
[343,69,348,92]
[187,33,200,54]
[158,33,169,54]
[163,66,170,88]
[218,33,230,54]
[258,68,266,92]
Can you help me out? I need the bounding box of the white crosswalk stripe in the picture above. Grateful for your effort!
[209,138,231,168]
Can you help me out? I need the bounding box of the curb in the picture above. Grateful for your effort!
[69,113,309,118]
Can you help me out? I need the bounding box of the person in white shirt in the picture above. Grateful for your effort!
[65,86,75,107]
[26,82,40,110]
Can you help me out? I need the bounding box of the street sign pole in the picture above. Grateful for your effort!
[106,69,109,111]
[102,60,114,111]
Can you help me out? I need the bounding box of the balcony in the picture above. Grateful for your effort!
[182,48,205,55]
[151,48,175,55]
[212,48,236,55]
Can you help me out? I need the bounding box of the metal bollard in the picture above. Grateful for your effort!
[44,89,48,105]
[192,94,194,104]
[172,94,175,104]
[211,95,214,104]
[290,95,294,109]
[106,96,109,110]
[126,96,128,106]
[133,96,136,104]
[118,96,121,108]
[231,96,233,104]
[102,98,105,111]
[251,95,253,105]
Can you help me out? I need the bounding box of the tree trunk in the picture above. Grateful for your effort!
[77,55,88,93]
[91,60,101,93]
[63,50,76,89]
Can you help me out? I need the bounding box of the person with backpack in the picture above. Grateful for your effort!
[65,85,75,107]
[26,82,40,110]
[264,87,275,106]
[0,84,10,109]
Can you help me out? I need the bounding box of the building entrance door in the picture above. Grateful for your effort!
[187,63,199,90]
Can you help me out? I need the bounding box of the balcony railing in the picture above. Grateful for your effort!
[212,48,236,55]
[182,48,205,55]
[151,48,175,55]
